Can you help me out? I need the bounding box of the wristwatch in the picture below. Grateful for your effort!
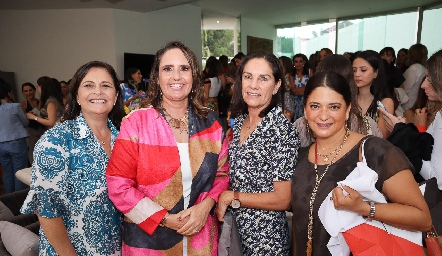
[364,201,376,221]
[230,191,241,209]
[34,116,38,121]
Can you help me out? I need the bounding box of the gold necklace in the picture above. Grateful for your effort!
[306,129,350,256]
[163,107,189,134]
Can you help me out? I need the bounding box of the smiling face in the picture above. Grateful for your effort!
[22,85,36,100]
[305,86,350,140]
[241,58,281,113]
[131,69,142,84]
[294,57,304,71]
[158,48,193,105]
[77,67,118,118]
[353,57,377,88]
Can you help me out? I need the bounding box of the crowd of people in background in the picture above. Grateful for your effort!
[0,40,441,255]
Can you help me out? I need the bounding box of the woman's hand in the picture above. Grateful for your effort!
[176,198,215,236]
[414,108,428,127]
[26,112,37,120]
[332,185,370,216]
[215,190,233,222]
[378,108,406,132]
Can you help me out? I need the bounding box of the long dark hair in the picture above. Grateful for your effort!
[37,76,63,109]
[141,40,208,119]
[124,67,140,91]
[230,51,283,118]
[63,61,125,129]
[354,50,391,118]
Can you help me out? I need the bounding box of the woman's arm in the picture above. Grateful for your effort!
[377,98,395,138]
[26,101,58,127]
[204,78,211,100]
[334,170,431,232]
[37,215,77,256]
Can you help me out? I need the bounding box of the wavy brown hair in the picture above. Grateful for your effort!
[140,41,208,119]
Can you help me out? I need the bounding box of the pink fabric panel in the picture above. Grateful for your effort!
[106,175,150,214]
[122,244,166,256]
[129,108,176,146]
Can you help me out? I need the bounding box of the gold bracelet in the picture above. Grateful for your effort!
[159,212,170,227]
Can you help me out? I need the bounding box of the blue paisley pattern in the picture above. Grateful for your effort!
[21,114,122,256]
[229,106,300,255]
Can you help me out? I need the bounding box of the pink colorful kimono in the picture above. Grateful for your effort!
[106,106,229,255]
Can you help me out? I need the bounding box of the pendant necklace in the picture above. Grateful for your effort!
[306,129,350,256]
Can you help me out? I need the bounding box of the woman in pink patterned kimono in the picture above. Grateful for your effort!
[106,41,229,255]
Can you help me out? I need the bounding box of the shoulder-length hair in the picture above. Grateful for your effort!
[354,50,391,118]
[63,61,125,129]
[37,76,63,109]
[124,67,140,90]
[317,54,366,133]
[230,51,283,118]
[140,41,208,119]
[408,43,428,66]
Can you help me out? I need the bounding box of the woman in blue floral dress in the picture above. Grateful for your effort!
[21,61,126,255]
[216,52,300,255]
[292,54,310,120]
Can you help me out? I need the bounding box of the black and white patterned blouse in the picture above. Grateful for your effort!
[229,106,300,255]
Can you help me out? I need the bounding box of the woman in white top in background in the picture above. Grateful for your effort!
[204,57,226,113]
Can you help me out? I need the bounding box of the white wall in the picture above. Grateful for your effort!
[0,4,202,102]
[240,17,278,54]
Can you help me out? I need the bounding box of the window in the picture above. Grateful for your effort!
[421,6,442,56]
[277,21,336,58]
[337,11,418,54]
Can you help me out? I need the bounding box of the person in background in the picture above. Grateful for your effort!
[203,57,226,113]
[60,80,69,106]
[219,55,229,75]
[106,41,229,255]
[291,71,431,256]
[380,49,442,189]
[25,76,64,129]
[21,60,125,255]
[396,48,409,74]
[319,48,333,62]
[401,44,428,112]
[20,82,44,164]
[292,53,311,120]
[295,54,382,147]
[353,50,394,138]
[216,52,299,255]
[0,79,28,193]
[279,56,295,120]
[121,67,145,113]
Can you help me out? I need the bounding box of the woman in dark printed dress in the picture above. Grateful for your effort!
[216,52,300,255]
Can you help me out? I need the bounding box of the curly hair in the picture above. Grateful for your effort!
[140,41,208,119]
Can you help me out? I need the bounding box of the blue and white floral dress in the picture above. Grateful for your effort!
[21,114,122,256]
[293,74,309,120]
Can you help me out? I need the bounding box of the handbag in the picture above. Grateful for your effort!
[426,225,442,256]
[343,221,423,255]
[218,211,243,256]
[341,138,423,255]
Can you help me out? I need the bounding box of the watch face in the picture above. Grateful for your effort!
[231,199,240,209]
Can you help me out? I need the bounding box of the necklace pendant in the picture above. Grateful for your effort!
[324,156,329,162]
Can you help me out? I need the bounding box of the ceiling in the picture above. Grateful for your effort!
[1,0,441,29]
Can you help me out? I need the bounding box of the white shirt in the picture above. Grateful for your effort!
[208,77,222,97]
[420,111,442,189]
[401,63,426,111]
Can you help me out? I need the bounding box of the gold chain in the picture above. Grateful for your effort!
[306,129,350,256]
[162,107,188,134]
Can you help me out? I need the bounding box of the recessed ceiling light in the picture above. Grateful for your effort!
[217,20,220,23]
